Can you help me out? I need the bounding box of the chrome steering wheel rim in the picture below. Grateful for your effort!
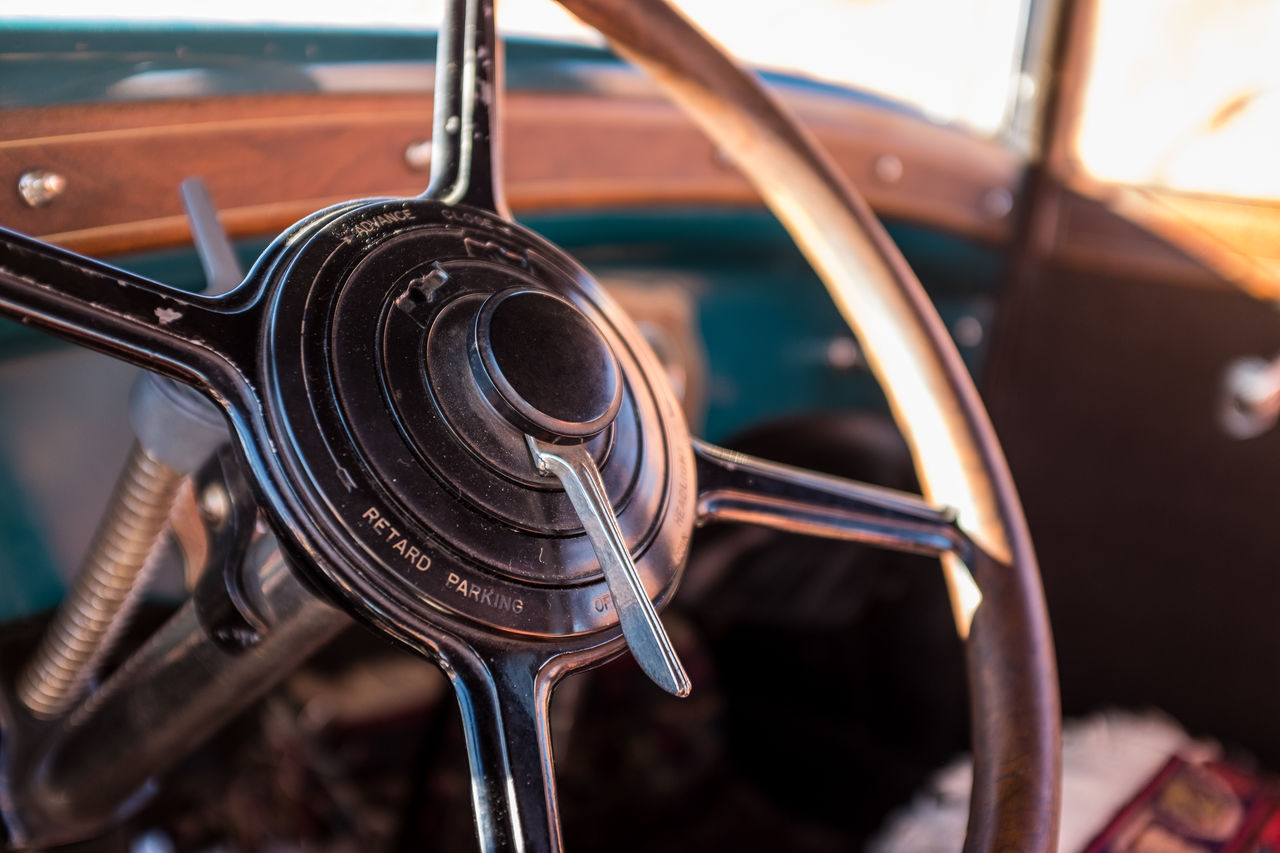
[555,1,1062,850]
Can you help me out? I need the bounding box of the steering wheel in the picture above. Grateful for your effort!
[0,0,1059,850]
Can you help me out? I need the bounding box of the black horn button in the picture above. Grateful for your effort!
[472,288,624,440]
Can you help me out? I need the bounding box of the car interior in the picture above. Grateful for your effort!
[1,0,1278,850]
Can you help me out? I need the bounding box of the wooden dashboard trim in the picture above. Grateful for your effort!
[0,88,1020,256]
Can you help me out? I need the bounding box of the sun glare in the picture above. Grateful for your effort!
[1075,0,1280,201]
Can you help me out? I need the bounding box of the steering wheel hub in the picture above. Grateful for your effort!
[258,198,696,640]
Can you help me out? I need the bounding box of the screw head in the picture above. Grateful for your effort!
[17,169,67,208]
[826,336,861,371]
[873,154,904,184]
[981,187,1014,220]
[198,482,232,527]
[404,139,432,172]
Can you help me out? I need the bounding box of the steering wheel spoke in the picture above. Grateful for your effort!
[693,438,969,558]
[443,644,564,853]
[0,226,258,401]
[425,0,504,214]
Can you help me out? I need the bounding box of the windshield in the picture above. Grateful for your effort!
[9,0,1037,138]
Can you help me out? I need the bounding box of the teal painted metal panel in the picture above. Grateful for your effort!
[523,209,1001,441]
[0,456,64,621]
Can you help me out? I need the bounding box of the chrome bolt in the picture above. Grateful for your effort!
[953,315,985,348]
[404,139,433,172]
[873,154,904,184]
[198,481,232,527]
[981,187,1014,220]
[826,336,861,371]
[17,169,67,208]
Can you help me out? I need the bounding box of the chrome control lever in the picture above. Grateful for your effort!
[526,435,691,697]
